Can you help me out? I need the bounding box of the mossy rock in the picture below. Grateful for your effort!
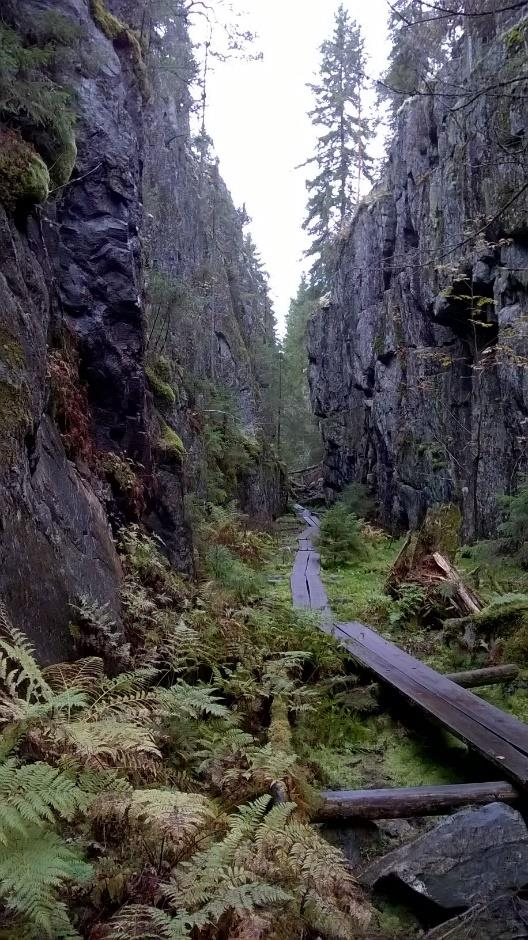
[146,365,176,407]
[0,330,25,370]
[89,0,150,100]
[444,594,528,652]
[505,19,527,55]
[0,129,49,213]
[153,356,172,384]
[157,421,185,463]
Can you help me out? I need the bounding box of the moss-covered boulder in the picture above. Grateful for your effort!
[146,364,176,407]
[444,593,528,661]
[0,129,49,213]
[157,421,185,464]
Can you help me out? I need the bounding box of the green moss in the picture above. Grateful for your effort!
[89,0,150,100]
[374,900,421,938]
[0,130,49,213]
[240,433,262,458]
[146,365,176,407]
[158,421,185,462]
[0,330,25,370]
[383,734,460,787]
[505,19,527,54]
[0,24,77,192]
[154,356,172,384]
[48,133,77,189]
[445,594,528,641]
[321,532,403,624]
[0,380,31,465]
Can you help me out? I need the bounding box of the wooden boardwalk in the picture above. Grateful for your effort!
[290,505,329,612]
[291,508,528,790]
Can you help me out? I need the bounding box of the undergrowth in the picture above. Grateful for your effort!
[0,506,373,939]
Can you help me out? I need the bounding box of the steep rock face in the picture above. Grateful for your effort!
[142,14,284,525]
[309,13,528,539]
[0,0,283,660]
[0,0,143,660]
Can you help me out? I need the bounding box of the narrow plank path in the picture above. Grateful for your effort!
[290,504,329,612]
[291,507,528,790]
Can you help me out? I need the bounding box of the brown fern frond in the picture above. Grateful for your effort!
[91,789,219,862]
[43,657,105,692]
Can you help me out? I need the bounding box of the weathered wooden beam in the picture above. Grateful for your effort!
[316,781,520,821]
[445,664,519,689]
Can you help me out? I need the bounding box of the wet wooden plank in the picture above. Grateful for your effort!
[290,550,310,608]
[317,781,520,820]
[331,623,528,787]
[337,621,528,757]
[306,551,329,611]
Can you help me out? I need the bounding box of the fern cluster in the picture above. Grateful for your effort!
[0,509,371,938]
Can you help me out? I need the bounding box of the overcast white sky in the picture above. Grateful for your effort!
[201,0,390,335]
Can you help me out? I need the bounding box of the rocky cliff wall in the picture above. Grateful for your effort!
[0,0,284,661]
[309,12,528,540]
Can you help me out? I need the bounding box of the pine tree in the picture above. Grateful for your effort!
[303,5,373,289]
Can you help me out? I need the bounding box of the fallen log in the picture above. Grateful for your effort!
[316,781,520,821]
[446,664,519,688]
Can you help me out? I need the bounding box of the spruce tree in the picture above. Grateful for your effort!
[378,1,459,121]
[303,5,373,290]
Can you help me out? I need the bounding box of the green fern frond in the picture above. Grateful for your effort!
[0,688,89,729]
[95,667,160,697]
[59,759,133,796]
[104,904,190,939]
[254,801,296,840]
[0,825,92,939]
[0,760,90,843]
[84,689,160,723]
[0,612,53,703]
[303,892,360,940]
[57,719,161,768]
[186,881,292,928]
[0,687,89,726]
[157,681,229,719]
[91,788,217,855]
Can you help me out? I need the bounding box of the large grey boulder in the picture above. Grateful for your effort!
[361,802,528,911]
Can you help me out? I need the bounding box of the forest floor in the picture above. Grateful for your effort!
[265,508,528,937]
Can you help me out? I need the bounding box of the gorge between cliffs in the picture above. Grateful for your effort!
[0,2,527,939]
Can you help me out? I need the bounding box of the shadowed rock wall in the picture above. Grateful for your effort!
[309,12,528,539]
[0,0,284,660]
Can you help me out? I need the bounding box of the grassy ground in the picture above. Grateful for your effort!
[457,539,528,600]
[267,513,470,794]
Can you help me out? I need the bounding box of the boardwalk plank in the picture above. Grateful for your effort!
[290,550,310,608]
[306,552,329,611]
[338,621,528,757]
[331,623,528,787]
[290,506,528,789]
